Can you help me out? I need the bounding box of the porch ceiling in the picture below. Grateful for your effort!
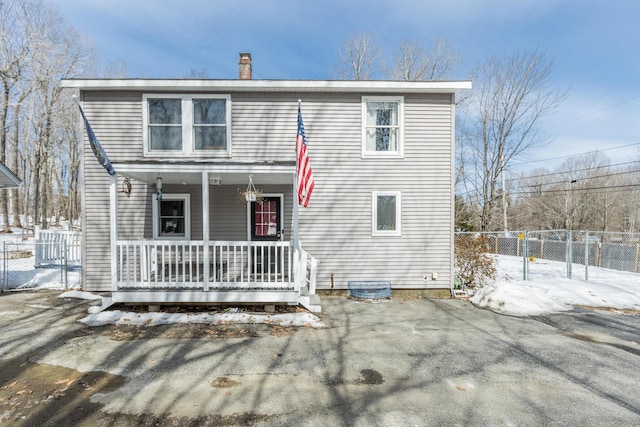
[115,163,295,186]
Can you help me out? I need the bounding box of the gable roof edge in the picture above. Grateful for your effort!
[61,79,471,94]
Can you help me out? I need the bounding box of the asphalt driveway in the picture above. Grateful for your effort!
[1,291,639,426]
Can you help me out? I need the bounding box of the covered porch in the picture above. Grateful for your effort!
[103,162,320,312]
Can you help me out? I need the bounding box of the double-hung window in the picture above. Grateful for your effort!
[143,94,231,157]
[372,191,401,236]
[362,96,404,158]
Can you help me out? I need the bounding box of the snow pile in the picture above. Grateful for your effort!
[471,255,640,316]
[58,290,102,300]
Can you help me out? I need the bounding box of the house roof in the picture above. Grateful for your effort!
[61,79,471,94]
[0,162,21,189]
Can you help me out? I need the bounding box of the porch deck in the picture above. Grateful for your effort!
[109,240,320,311]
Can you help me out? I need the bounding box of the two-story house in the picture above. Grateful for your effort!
[62,53,471,312]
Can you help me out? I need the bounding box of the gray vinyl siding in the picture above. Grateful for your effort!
[82,93,142,291]
[297,93,454,289]
[79,90,454,291]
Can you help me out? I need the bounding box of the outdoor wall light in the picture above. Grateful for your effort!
[156,176,162,201]
[209,177,222,185]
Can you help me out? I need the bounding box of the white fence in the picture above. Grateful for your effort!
[34,228,82,267]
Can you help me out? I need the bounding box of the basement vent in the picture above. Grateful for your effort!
[347,281,391,300]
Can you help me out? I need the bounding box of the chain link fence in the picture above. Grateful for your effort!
[1,239,81,292]
[456,230,640,282]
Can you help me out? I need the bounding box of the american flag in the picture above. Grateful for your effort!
[76,101,116,176]
[296,105,314,207]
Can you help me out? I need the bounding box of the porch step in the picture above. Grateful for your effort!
[299,293,321,313]
[100,295,114,312]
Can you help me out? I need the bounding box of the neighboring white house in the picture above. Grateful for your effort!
[0,161,21,189]
[62,53,471,311]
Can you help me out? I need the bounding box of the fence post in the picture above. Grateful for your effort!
[635,243,640,273]
[2,242,5,292]
[523,230,529,280]
[567,229,572,279]
[584,231,589,281]
[63,239,68,290]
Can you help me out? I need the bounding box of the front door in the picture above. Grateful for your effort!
[250,196,283,241]
[250,196,283,276]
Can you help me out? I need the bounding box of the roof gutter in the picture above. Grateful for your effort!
[61,78,472,94]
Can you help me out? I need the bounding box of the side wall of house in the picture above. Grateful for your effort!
[82,92,143,291]
[286,93,454,289]
[81,90,453,291]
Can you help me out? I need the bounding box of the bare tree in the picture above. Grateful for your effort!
[185,67,210,79]
[387,38,461,81]
[29,3,90,228]
[0,0,31,231]
[331,33,382,80]
[459,49,566,231]
[101,59,129,78]
[0,0,91,230]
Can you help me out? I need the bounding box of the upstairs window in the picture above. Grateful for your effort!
[362,96,404,158]
[144,94,231,157]
[148,98,182,151]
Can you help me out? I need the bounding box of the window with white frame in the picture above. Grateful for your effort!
[372,191,401,236]
[152,194,191,239]
[362,96,404,158]
[143,94,231,157]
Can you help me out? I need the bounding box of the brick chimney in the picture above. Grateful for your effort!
[239,52,252,80]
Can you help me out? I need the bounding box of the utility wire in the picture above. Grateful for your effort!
[517,168,640,189]
[505,160,640,183]
[546,94,640,131]
[510,142,640,167]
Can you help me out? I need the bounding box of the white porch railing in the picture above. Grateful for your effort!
[116,240,297,291]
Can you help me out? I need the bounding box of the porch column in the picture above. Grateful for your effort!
[292,170,301,290]
[110,174,118,292]
[202,172,210,289]
[292,170,299,244]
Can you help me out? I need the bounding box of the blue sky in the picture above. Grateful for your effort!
[51,0,640,171]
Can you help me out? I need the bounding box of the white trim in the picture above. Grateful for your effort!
[449,93,456,291]
[361,96,404,159]
[246,193,284,241]
[116,163,294,176]
[152,193,191,240]
[202,172,210,288]
[142,94,232,158]
[110,174,118,291]
[62,79,472,93]
[372,191,402,237]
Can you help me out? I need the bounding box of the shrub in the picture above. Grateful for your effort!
[454,234,496,288]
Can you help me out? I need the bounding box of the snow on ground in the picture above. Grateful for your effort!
[471,255,640,316]
[0,222,81,291]
[58,290,102,301]
[79,309,327,329]
[5,222,640,323]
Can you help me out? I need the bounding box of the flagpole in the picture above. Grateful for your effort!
[293,99,301,246]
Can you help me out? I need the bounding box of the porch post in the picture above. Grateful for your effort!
[202,172,210,289]
[292,170,302,289]
[110,174,118,292]
[292,170,299,243]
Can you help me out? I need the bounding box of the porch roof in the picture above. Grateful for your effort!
[115,161,295,186]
